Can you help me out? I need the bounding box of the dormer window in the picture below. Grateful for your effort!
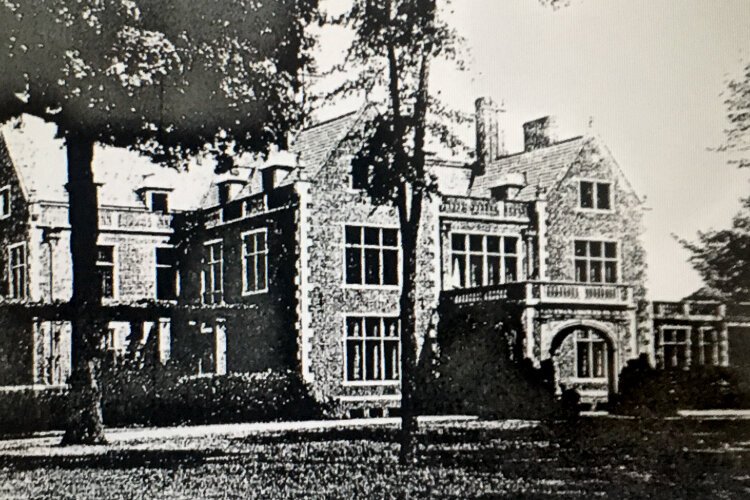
[150,192,169,213]
[579,181,611,210]
[137,187,173,213]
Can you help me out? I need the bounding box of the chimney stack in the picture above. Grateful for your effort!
[523,116,557,152]
[475,97,505,176]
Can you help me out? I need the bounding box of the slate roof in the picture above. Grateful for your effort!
[470,136,587,200]
[1,115,218,211]
[290,110,361,175]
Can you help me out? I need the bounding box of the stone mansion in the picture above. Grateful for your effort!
[1,100,748,410]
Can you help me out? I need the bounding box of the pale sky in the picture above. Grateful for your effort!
[314,0,750,300]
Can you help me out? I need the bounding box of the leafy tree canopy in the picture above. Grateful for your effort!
[0,0,318,169]
[720,62,750,168]
[679,197,750,302]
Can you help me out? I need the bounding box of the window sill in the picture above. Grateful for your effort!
[242,288,269,297]
[342,380,400,387]
[568,377,608,383]
[343,284,401,291]
[575,207,614,214]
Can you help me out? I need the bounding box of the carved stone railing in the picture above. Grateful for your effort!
[653,300,724,320]
[443,281,633,307]
[35,202,173,232]
[204,185,297,228]
[439,195,530,221]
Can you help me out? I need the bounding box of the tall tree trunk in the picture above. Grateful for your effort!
[398,191,423,465]
[61,134,107,445]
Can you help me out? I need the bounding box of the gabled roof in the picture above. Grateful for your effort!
[471,136,587,200]
[290,110,362,175]
[1,115,218,211]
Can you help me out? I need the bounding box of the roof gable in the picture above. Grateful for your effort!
[471,136,587,200]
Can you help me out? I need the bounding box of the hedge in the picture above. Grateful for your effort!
[611,355,750,416]
[0,368,325,436]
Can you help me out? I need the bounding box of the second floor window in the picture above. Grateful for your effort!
[574,240,617,283]
[350,163,370,190]
[451,233,518,288]
[345,226,399,286]
[202,241,223,304]
[345,316,400,383]
[579,181,611,210]
[96,245,115,298]
[8,242,26,299]
[242,229,268,294]
[155,247,177,300]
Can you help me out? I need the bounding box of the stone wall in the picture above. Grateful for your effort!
[301,131,441,412]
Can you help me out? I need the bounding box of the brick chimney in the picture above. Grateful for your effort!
[523,116,558,152]
[475,97,505,176]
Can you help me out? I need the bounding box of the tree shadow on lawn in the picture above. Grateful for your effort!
[0,448,233,471]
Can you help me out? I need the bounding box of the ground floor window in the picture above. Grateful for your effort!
[691,327,720,366]
[345,316,400,383]
[657,327,690,369]
[575,329,608,379]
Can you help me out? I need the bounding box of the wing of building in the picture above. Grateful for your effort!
[0,104,748,415]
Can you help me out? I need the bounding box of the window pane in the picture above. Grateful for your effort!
[574,241,587,257]
[156,268,177,300]
[382,229,398,247]
[604,242,617,258]
[452,256,466,288]
[383,340,399,380]
[596,183,611,210]
[505,257,517,282]
[364,227,379,245]
[504,237,517,254]
[245,256,256,291]
[347,317,362,338]
[577,343,590,377]
[97,246,113,263]
[351,163,368,190]
[365,317,380,337]
[469,255,484,287]
[345,226,360,244]
[256,232,266,252]
[257,254,267,289]
[486,236,500,253]
[383,318,399,337]
[451,234,465,251]
[364,248,380,284]
[469,234,483,251]
[345,248,361,284]
[365,340,380,380]
[593,342,606,378]
[580,181,594,208]
[604,261,617,283]
[382,249,398,285]
[575,260,587,282]
[487,256,501,285]
[346,340,363,380]
[589,241,602,257]
[156,247,175,266]
[590,261,603,282]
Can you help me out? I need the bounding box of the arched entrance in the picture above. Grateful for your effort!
[549,324,617,399]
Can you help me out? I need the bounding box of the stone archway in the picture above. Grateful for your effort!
[549,323,618,399]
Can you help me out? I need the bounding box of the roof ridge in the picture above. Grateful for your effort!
[493,135,585,162]
[300,110,359,133]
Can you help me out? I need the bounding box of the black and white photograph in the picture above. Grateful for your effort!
[0,0,749,497]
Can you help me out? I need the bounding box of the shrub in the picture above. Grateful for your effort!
[154,370,324,425]
[612,354,750,416]
[0,387,67,435]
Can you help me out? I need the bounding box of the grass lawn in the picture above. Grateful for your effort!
[0,417,749,499]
